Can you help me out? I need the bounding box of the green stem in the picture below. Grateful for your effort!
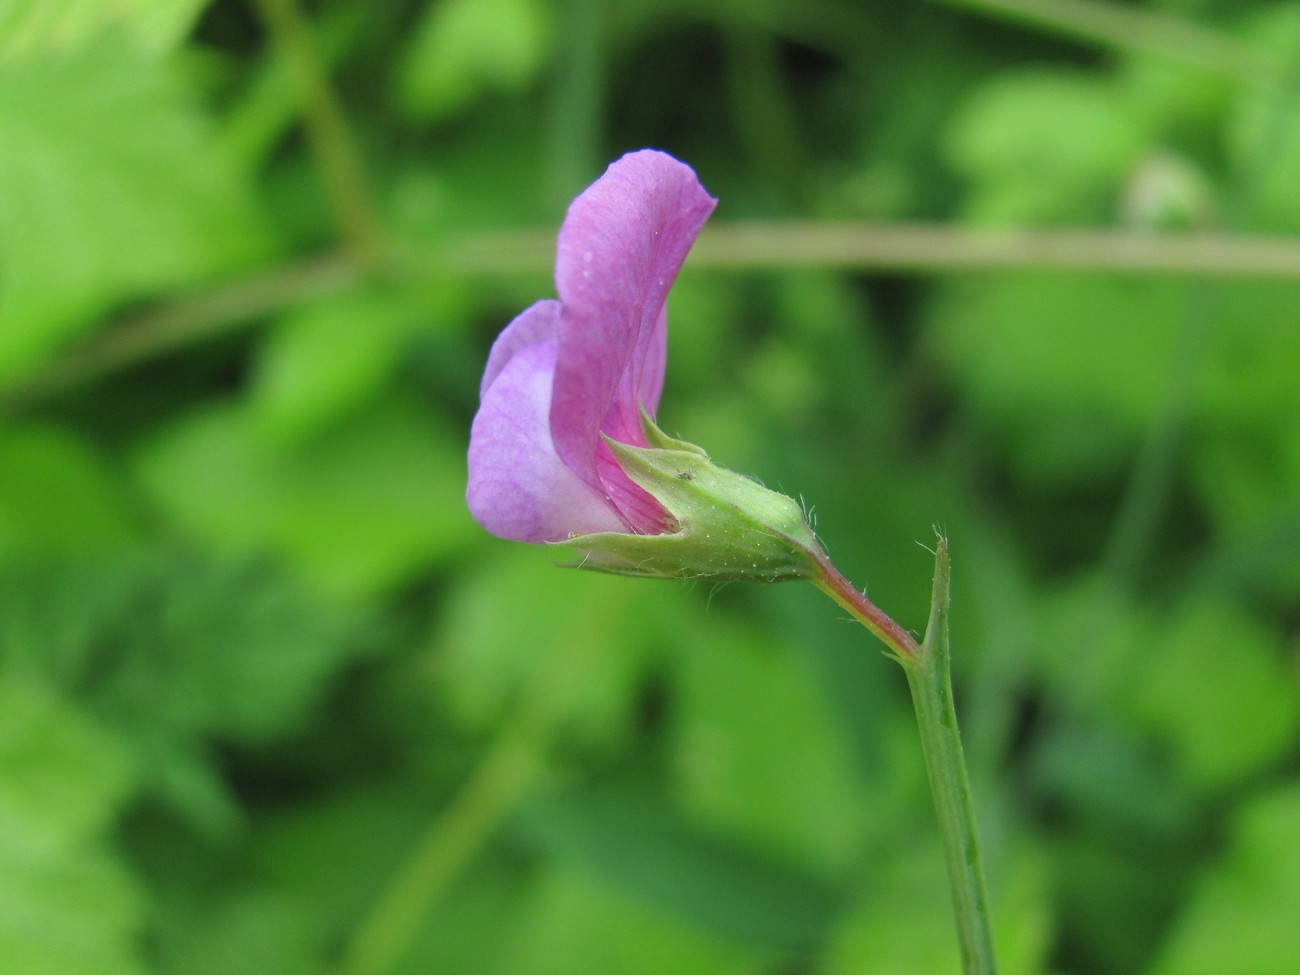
[929,0,1279,85]
[331,720,542,975]
[257,0,385,261]
[331,586,626,975]
[813,536,997,974]
[906,537,998,975]
[13,222,1300,413]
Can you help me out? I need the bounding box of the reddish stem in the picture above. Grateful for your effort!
[811,553,921,663]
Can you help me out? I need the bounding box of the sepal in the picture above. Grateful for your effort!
[557,413,824,583]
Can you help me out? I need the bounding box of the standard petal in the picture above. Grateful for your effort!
[467,338,628,543]
[550,149,717,486]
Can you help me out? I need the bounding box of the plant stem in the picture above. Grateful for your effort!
[906,537,998,975]
[332,716,542,975]
[12,222,1300,413]
[811,553,920,664]
[813,537,998,974]
[257,0,385,261]
[929,0,1279,85]
[331,584,627,975]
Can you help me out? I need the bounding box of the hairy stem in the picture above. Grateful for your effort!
[813,537,998,974]
[906,537,998,974]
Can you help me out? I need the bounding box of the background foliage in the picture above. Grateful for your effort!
[2,1,1298,973]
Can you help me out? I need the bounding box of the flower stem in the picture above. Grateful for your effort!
[811,553,920,663]
[907,537,998,974]
[813,537,998,974]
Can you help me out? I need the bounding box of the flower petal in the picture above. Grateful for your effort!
[467,304,628,543]
[550,150,717,488]
[479,299,561,397]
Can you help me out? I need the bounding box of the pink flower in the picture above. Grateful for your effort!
[467,150,717,543]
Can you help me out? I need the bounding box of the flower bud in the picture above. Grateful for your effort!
[559,412,824,583]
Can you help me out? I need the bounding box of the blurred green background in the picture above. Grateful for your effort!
[2,1,1299,973]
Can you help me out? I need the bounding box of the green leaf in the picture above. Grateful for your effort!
[514,785,842,951]
[397,0,554,122]
[0,0,208,60]
[97,555,372,745]
[0,675,135,852]
[0,40,267,385]
[0,844,149,975]
[250,287,427,446]
[1036,585,1299,792]
[437,547,661,750]
[825,843,1051,975]
[135,393,473,597]
[0,423,137,557]
[1147,784,1300,975]
[0,551,372,832]
[945,70,1145,224]
[1224,6,1300,232]
[1126,602,1299,790]
[925,273,1185,483]
[1051,831,1188,975]
[1028,722,1196,836]
[150,890,321,975]
[0,674,146,975]
[495,863,767,975]
[668,617,877,872]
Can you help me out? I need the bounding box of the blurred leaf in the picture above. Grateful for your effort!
[98,555,372,745]
[397,0,554,123]
[668,617,874,871]
[0,422,137,556]
[256,783,440,944]
[0,843,148,975]
[515,784,842,951]
[495,862,766,975]
[0,675,136,853]
[0,0,208,60]
[220,5,363,170]
[0,674,146,975]
[0,559,139,683]
[2,552,371,744]
[1191,290,1300,543]
[1052,830,1189,975]
[0,550,373,831]
[0,40,267,385]
[136,393,472,597]
[945,71,1146,224]
[826,841,1051,975]
[1028,721,1196,836]
[151,890,321,975]
[926,273,1185,483]
[250,287,429,445]
[1127,601,1298,790]
[1117,55,1230,156]
[1224,5,1300,232]
[1147,784,1300,975]
[1037,585,1299,792]
[437,547,659,750]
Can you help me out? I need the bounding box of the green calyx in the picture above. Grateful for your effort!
[559,412,824,583]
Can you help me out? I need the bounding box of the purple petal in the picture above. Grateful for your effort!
[480,299,562,397]
[467,302,628,543]
[550,150,717,494]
